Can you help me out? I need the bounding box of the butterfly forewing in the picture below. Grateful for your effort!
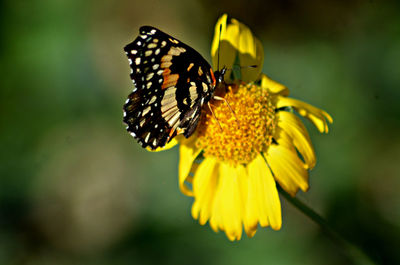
[123,26,217,149]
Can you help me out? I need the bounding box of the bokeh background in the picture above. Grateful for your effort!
[1,0,400,264]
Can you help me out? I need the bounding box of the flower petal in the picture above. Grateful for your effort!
[237,24,264,82]
[276,111,316,169]
[211,14,263,83]
[209,163,245,241]
[245,154,282,234]
[261,74,289,96]
[265,143,309,196]
[211,14,236,77]
[178,136,202,196]
[145,135,181,152]
[191,157,219,225]
[276,96,333,133]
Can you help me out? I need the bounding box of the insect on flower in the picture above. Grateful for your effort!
[123,26,227,150]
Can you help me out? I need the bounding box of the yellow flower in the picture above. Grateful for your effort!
[156,14,332,241]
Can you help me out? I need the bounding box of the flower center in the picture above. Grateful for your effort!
[196,83,276,166]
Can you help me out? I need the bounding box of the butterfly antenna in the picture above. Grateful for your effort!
[242,64,258,69]
[227,64,258,71]
[211,24,240,128]
[217,24,222,71]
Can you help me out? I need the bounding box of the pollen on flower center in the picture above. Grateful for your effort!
[196,84,276,166]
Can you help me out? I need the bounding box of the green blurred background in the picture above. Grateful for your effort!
[1,0,399,264]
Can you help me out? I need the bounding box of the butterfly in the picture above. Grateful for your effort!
[123,26,226,150]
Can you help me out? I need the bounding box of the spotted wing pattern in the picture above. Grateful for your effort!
[123,26,217,150]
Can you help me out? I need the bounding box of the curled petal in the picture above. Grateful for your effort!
[276,96,333,133]
[265,144,309,197]
[211,14,263,83]
[211,14,236,78]
[261,74,289,96]
[276,111,316,169]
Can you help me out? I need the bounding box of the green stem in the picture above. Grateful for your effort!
[277,186,376,265]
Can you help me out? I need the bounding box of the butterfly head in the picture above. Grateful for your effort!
[214,67,227,85]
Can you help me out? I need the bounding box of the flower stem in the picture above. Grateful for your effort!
[277,186,376,265]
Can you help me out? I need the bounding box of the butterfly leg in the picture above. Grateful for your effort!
[213,96,239,125]
[207,101,223,131]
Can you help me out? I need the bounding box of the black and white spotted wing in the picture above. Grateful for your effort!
[123,26,221,150]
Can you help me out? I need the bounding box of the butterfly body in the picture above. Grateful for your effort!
[123,26,224,149]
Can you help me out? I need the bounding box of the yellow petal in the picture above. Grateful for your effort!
[276,111,316,169]
[265,144,309,196]
[260,74,289,96]
[178,136,202,196]
[210,163,245,241]
[211,13,228,69]
[211,14,263,83]
[237,23,264,82]
[276,96,333,133]
[145,135,182,152]
[191,157,219,225]
[246,155,282,232]
[211,13,236,79]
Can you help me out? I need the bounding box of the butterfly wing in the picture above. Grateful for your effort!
[123,26,217,150]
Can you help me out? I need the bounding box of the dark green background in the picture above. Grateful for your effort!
[1,0,399,264]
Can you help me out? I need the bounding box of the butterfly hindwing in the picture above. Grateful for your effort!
[123,26,217,149]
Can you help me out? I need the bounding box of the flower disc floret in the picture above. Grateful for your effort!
[196,84,276,166]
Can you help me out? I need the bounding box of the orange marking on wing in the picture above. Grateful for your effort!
[161,62,172,68]
[169,126,185,139]
[161,73,179,90]
[169,127,177,138]
[187,63,194,71]
[160,54,173,68]
[169,38,179,44]
[176,128,185,135]
[210,69,216,87]
[161,54,173,62]
[163,68,171,75]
